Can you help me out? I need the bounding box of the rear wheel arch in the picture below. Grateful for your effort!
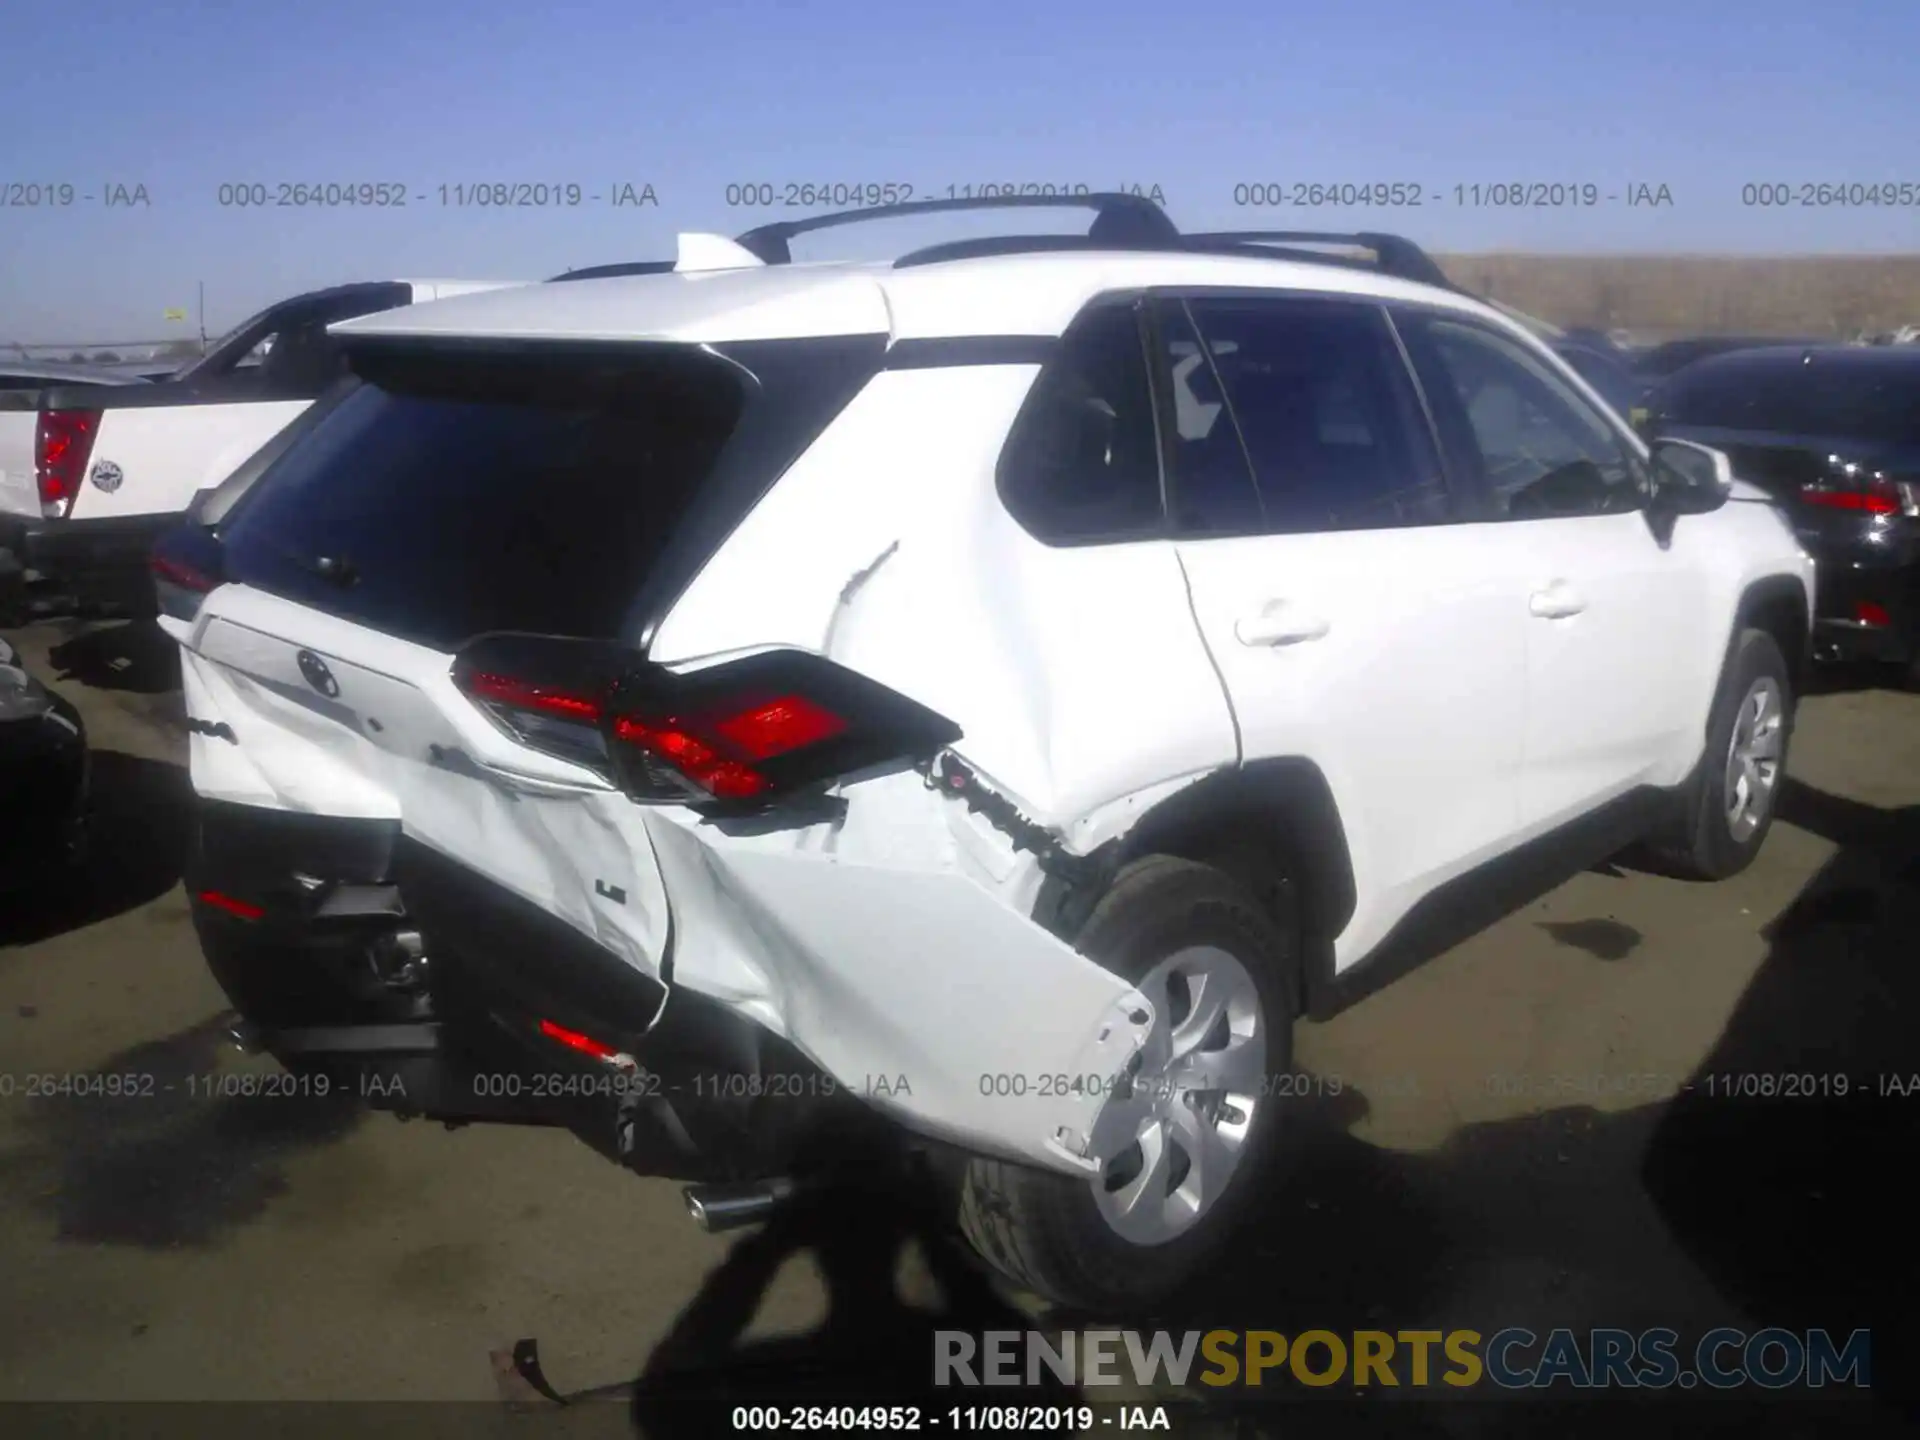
[1044,758,1356,1012]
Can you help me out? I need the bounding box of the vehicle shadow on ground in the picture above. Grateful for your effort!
[1142,774,1916,1433]
[0,749,191,948]
[0,1013,366,1248]
[1640,778,1920,1420]
[624,1140,1079,1438]
[612,778,1916,1437]
[44,619,178,695]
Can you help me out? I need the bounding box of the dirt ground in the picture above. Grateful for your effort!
[2,618,1916,1434]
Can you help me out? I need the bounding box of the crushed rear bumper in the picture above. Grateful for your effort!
[188,800,861,1182]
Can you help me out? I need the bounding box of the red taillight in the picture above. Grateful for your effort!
[538,1017,622,1063]
[198,889,264,921]
[35,409,101,515]
[1799,483,1899,514]
[461,671,604,722]
[613,694,849,800]
[612,716,770,798]
[1856,600,1892,627]
[450,639,963,813]
[712,694,848,760]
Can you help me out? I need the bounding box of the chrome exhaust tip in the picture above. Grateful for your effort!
[683,1178,796,1233]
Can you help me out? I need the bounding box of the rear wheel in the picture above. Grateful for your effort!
[1647,628,1793,881]
[956,855,1297,1314]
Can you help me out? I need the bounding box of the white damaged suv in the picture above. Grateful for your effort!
[153,197,1814,1313]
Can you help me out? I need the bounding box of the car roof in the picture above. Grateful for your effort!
[332,248,1514,349]
[1662,343,1920,388]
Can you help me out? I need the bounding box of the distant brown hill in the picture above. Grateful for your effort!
[1435,253,1920,340]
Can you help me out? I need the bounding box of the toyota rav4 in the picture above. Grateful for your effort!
[152,197,1815,1314]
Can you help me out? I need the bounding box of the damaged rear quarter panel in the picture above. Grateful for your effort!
[641,363,1239,1171]
[640,772,1155,1173]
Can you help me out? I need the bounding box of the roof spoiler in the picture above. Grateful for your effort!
[675,233,768,273]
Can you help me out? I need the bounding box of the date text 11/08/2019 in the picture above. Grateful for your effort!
[722,183,1168,208]
[1230,182,1674,209]
[730,1404,1168,1432]
[211,183,659,209]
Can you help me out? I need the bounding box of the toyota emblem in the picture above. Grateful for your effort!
[296,649,340,698]
[90,460,124,493]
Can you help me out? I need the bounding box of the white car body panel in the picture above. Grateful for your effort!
[332,268,895,346]
[336,252,1504,350]
[649,365,1242,831]
[69,399,310,520]
[1175,524,1529,970]
[165,239,1820,1181]
[178,579,1157,1174]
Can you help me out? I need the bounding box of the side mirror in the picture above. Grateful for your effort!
[1648,437,1734,515]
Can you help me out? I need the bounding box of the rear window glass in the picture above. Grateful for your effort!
[219,347,748,651]
[1661,360,1920,444]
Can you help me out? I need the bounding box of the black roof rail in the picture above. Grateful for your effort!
[1183,231,1453,288]
[893,234,1186,267]
[735,192,1179,264]
[548,260,677,283]
[545,217,1456,295]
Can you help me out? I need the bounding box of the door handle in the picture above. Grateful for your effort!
[1528,583,1588,619]
[1235,601,1331,647]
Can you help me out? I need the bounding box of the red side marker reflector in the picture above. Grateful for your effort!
[1856,600,1892,627]
[538,1017,620,1062]
[198,889,264,921]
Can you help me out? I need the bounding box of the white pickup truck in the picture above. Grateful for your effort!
[0,279,523,622]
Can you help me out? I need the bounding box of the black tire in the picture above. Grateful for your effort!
[956,854,1298,1314]
[1647,628,1794,881]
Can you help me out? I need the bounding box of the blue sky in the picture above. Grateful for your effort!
[2,0,1916,343]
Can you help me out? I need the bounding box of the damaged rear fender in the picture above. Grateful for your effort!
[639,766,1159,1177]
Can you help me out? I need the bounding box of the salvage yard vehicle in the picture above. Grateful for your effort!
[1643,344,1920,684]
[0,279,526,622]
[153,196,1815,1313]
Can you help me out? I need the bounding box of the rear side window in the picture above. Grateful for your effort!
[1174,296,1450,535]
[997,302,1166,544]
[1660,360,1920,445]
[220,347,750,651]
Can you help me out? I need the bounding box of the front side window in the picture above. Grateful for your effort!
[1403,314,1644,520]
